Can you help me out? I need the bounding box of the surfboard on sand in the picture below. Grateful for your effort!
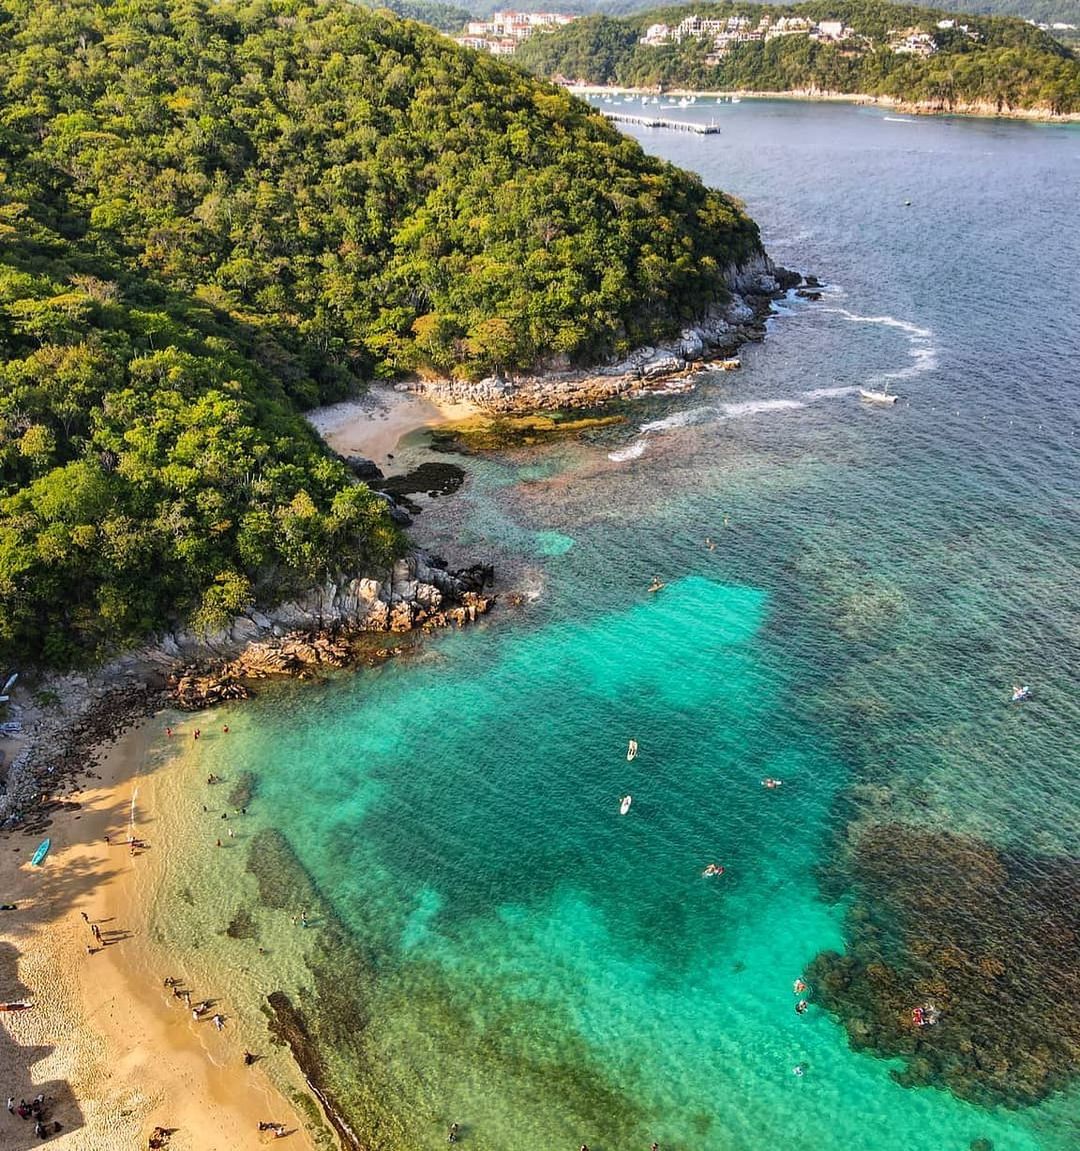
[30,838,50,866]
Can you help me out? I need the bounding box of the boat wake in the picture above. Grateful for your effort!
[721,397,805,418]
[607,438,649,462]
[607,387,857,462]
[605,303,932,463]
[821,307,938,388]
[640,406,716,433]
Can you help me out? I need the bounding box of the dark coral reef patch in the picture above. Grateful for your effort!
[808,823,1080,1108]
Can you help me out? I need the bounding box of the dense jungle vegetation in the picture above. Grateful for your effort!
[516,1,1080,113]
[0,0,762,666]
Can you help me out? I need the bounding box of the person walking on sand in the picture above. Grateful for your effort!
[80,912,89,924]
[92,924,101,942]
[6,1097,14,1114]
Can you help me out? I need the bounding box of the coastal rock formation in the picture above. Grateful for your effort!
[162,556,493,709]
[0,552,494,821]
[405,258,808,413]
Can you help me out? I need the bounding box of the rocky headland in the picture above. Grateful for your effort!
[403,257,807,411]
[0,553,493,833]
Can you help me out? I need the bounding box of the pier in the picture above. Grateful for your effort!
[601,111,720,135]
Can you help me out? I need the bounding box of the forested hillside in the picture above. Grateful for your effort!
[0,0,762,667]
[516,1,1080,113]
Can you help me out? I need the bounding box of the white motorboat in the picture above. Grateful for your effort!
[859,388,898,405]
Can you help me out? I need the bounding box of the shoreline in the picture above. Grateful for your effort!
[0,716,326,1150]
[0,384,498,1147]
[571,84,1080,124]
[0,264,792,1146]
[306,387,480,477]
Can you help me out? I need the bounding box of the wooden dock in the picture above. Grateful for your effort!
[601,111,720,135]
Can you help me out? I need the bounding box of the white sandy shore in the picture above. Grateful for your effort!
[307,387,478,476]
[0,721,322,1151]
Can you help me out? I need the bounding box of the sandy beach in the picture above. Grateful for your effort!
[0,719,323,1151]
[307,387,478,477]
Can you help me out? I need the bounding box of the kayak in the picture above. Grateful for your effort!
[0,1003,33,1012]
[619,795,632,815]
[30,838,50,866]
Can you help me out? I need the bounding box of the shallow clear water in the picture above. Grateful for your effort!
[149,102,1080,1150]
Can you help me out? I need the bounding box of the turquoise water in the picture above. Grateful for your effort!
[157,103,1079,1150]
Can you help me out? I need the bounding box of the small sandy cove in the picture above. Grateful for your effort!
[307,387,477,476]
[0,721,321,1151]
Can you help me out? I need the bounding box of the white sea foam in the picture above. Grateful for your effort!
[801,385,861,400]
[721,398,806,418]
[883,116,917,123]
[640,406,715,433]
[607,437,649,462]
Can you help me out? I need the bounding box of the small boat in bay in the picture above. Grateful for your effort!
[859,387,898,405]
[30,838,51,866]
[620,795,633,815]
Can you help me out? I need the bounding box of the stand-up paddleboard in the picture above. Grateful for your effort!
[619,795,632,815]
[30,838,50,866]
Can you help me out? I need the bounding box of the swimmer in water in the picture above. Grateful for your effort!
[793,978,808,994]
[796,1000,809,1015]
[793,1063,806,1077]
[762,778,783,789]
[702,863,725,878]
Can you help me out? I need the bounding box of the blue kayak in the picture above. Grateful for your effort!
[29,838,50,866]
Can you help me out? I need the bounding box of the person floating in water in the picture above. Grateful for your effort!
[705,537,716,551]
[702,863,725,878]
[793,978,808,995]
[762,778,783,789]
[793,1063,806,1077]
[796,1000,809,1015]
[627,738,638,761]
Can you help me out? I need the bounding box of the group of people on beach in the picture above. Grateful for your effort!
[6,1093,60,1139]
[163,977,226,1032]
[257,1120,287,1137]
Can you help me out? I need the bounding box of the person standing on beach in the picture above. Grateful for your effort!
[6,1097,13,1114]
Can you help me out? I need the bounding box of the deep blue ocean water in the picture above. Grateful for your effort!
[151,101,1080,1151]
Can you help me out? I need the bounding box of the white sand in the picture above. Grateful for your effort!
[307,388,478,476]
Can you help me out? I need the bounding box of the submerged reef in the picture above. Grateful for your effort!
[809,823,1080,1108]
